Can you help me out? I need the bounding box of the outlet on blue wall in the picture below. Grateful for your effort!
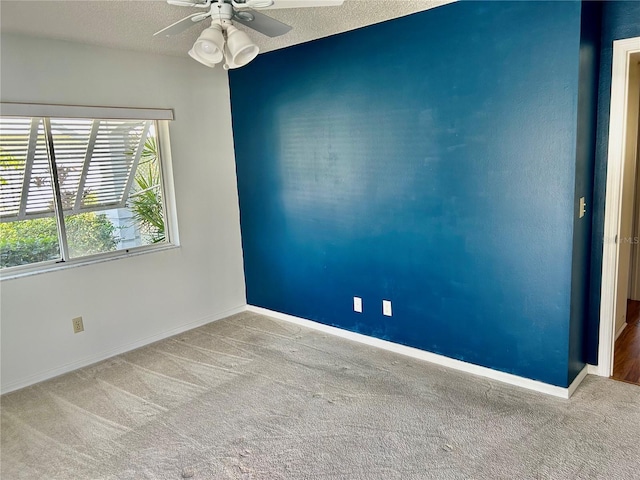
[230,1,589,387]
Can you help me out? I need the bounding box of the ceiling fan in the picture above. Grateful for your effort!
[155,0,344,69]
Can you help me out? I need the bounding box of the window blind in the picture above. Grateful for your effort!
[0,117,153,221]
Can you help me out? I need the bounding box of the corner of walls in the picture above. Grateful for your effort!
[568,0,602,384]
[587,1,640,365]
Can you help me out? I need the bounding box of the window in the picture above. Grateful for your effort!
[0,104,176,274]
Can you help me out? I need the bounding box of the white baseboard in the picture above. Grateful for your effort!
[587,364,600,375]
[567,364,589,397]
[247,305,587,399]
[615,322,627,341]
[0,304,247,395]
[4,304,592,398]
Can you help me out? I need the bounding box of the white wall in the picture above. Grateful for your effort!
[626,59,640,302]
[0,34,246,393]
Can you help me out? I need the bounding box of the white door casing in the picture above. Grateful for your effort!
[598,37,640,377]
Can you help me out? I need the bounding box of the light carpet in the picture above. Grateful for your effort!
[2,311,639,479]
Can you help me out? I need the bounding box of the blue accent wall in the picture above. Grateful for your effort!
[231,1,587,387]
[588,1,640,364]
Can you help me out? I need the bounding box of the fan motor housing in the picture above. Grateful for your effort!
[213,2,234,20]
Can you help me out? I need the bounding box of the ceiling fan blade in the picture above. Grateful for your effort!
[264,0,343,8]
[233,10,292,38]
[153,12,210,37]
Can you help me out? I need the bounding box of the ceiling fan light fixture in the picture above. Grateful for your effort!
[188,48,218,68]
[190,23,225,66]
[224,25,260,67]
[222,45,241,70]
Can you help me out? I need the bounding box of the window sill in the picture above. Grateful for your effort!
[0,243,180,281]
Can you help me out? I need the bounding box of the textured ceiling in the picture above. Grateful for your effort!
[0,0,454,58]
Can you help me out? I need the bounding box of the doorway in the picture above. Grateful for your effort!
[612,299,640,383]
[599,37,640,382]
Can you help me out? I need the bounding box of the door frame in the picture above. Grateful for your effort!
[598,37,640,377]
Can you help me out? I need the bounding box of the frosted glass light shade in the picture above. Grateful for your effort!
[225,25,259,67]
[190,24,225,67]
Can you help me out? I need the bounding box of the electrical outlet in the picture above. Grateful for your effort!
[382,300,392,317]
[353,296,363,313]
[72,316,84,334]
[579,197,586,218]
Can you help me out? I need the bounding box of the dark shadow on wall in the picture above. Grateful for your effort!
[569,0,601,386]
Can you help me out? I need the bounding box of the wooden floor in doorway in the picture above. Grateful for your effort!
[612,299,640,385]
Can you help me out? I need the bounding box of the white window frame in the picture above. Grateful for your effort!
[0,103,180,280]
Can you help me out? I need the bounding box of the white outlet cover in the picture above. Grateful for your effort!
[353,297,362,313]
[72,316,84,333]
[383,300,392,316]
[579,196,586,219]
